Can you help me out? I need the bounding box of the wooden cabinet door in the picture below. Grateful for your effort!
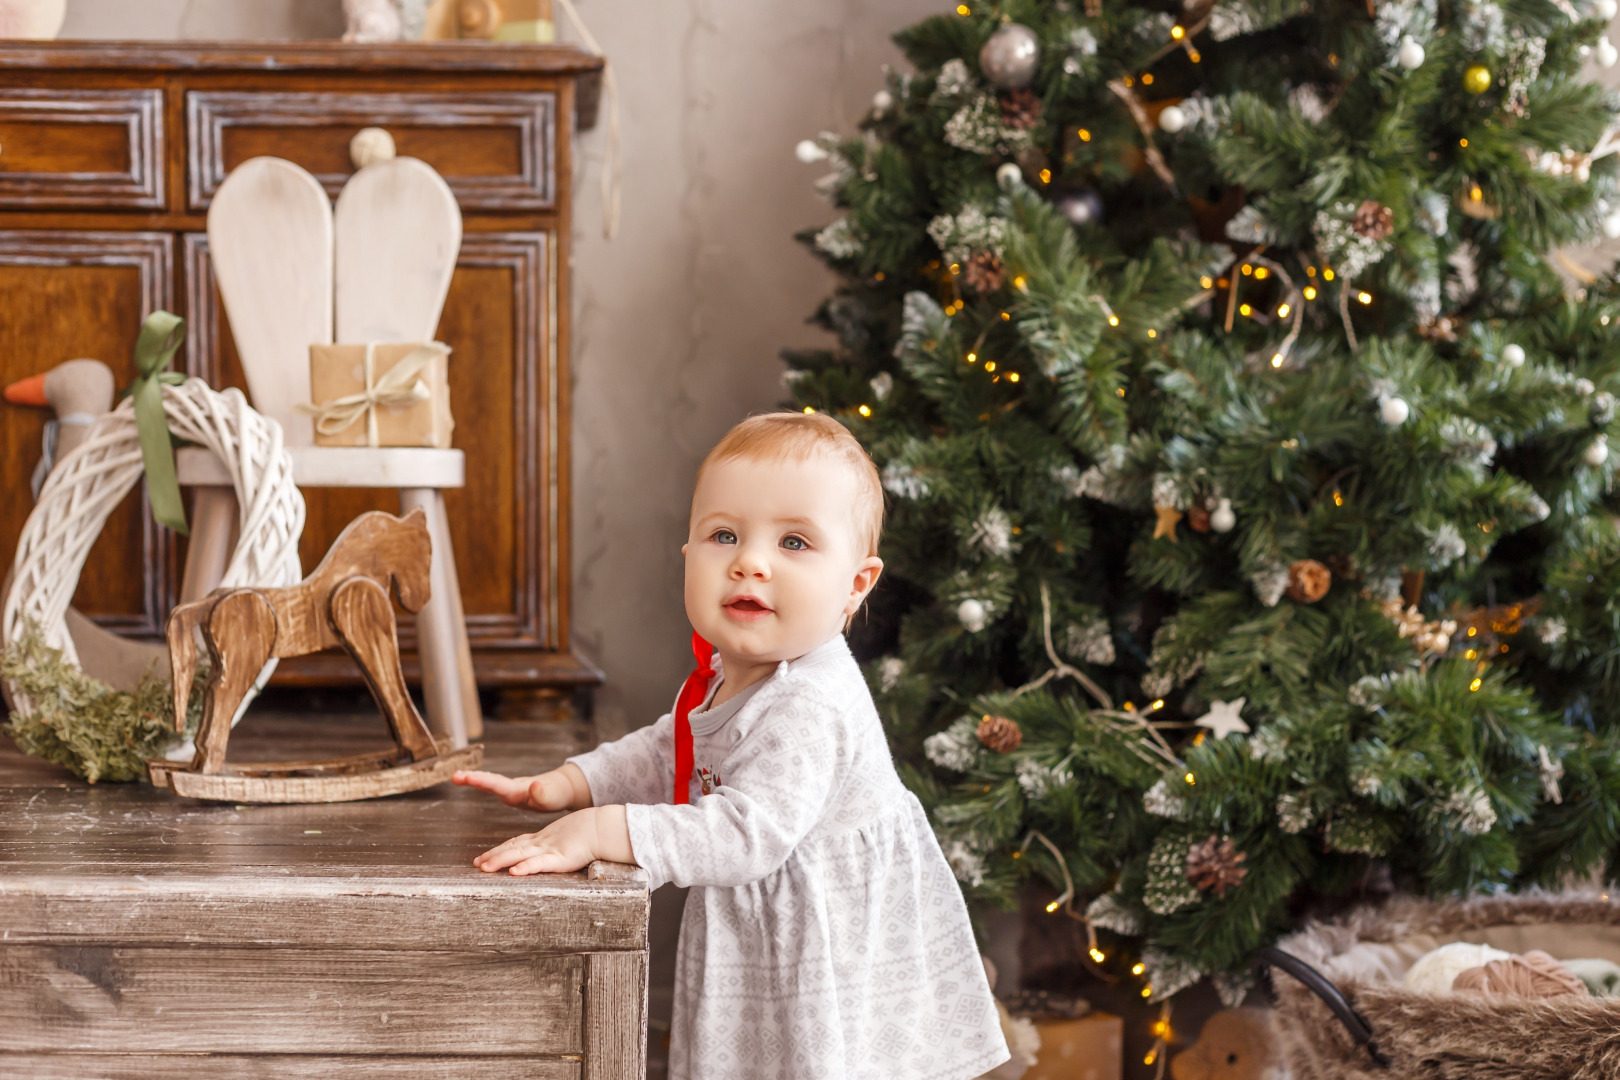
[0,232,176,636]
[183,231,561,680]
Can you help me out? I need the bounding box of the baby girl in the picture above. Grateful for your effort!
[455,412,1008,1079]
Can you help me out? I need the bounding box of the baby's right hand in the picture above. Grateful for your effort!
[452,768,573,812]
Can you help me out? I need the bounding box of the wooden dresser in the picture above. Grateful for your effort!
[0,41,603,715]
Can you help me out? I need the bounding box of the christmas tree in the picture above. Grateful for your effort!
[785,0,1620,1035]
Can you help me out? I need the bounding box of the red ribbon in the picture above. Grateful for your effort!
[673,632,716,804]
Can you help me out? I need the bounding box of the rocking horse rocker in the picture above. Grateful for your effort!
[148,509,484,803]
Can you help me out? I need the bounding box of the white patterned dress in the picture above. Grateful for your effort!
[568,634,1008,1080]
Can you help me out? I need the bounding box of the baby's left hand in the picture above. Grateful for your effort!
[474,807,607,876]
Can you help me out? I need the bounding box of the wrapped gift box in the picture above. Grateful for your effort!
[1023,1012,1122,1080]
[307,342,454,448]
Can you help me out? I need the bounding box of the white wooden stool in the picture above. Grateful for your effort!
[180,153,480,746]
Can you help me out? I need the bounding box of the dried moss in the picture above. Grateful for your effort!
[1,622,202,783]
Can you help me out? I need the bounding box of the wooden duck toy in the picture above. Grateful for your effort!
[4,358,173,695]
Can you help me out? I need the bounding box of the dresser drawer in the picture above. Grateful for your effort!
[0,89,165,209]
[187,90,556,212]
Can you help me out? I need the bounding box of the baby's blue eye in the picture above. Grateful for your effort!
[781,535,808,551]
[713,529,737,545]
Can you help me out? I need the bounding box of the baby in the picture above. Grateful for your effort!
[455,412,1008,1079]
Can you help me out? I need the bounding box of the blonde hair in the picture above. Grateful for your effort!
[699,411,884,557]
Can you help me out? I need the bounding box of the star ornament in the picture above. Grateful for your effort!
[1153,505,1184,542]
[1196,697,1249,740]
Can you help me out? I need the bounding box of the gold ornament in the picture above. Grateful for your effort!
[976,714,1023,753]
[1463,64,1493,95]
[1286,559,1333,603]
[1153,505,1184,542]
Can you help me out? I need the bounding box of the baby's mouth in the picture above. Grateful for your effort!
[724,596,773,619]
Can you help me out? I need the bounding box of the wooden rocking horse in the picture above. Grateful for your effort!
[147,509,483,802]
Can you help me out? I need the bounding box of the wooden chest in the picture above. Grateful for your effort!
[0,41,604,717]
[0,718,649,1078]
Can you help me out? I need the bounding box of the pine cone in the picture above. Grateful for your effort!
[1187,497,1212,533]
[961,250,1006,293]
[1286,558,1332,603]
[1186,835,1248,896]
[976,713,1023,753]
[999,88,1042,130]
[1416,315,1458,343]
[1351,199,1394,240]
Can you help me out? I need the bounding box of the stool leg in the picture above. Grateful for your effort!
[399,488,476,748]
[180,487,239,603]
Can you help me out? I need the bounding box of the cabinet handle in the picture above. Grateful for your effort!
[349,127,397,170]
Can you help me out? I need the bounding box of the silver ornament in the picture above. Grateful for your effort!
[996,161,1024,191]
[1502,343,1526,366]
[1210,498,1236,533]
[979,23,1041,90]
[1157,104,1187,134]
[1585,435,1610,467]
[957,597,989,632]
[1055,190,1104,226]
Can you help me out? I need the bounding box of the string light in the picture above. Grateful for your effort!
[1147,328,1157,338]
[1039,168,1052,184]
[874,271,885,281]
[956,3,970,13]
[1184,771,1196,785]
[1187,47,1201,62]
[1046,900,1061,913]
[1241,264,1253,276]
[1145,1050,1158,1065]
[1132,962,1146,976]
[802,406,816,414]
[1141,73,1154,85]
[1466,649,1477,660]
[1123,75,1134,87]
[1470,677,1483,691]
[1253,267,1269,280]
[1141,986,1154,998]
[1116,387,1126,397]
[1305,266,1317,277]
[1333,490,1343,506]
[1000,311,1011,321]
[858,404,872,417]
[949,263,960,275]
[984,361,996,372]
[1014,274,1029,291]
[1322,268,1336,281]
[1357,291,1373,305]
[1470,184,1484,201]
[1277,303,1291,317]
[1239,303,1253,317]
[966,352,977,363]
[1078,128,1092,141]
[1303,286,1318,300]
[1271,353,1284,368]
[1150,699,1165,710]
[1171,23,1185,38]
[1108,314,1120,327]
[1089,947,1107,963]
[1200,275,1213,288]
[1008,372,1020,382]
[1123,701,1136,712]
[1460,138,1469,148]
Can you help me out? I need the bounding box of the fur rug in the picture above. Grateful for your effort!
[1271,892,1620,1080]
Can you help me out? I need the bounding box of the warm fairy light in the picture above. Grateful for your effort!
[1277,303,1291,318]
[1303,286,1318,300]
[966,352,977,363]
[1150,699,1165,711]
[803,406,816,414]
[984,361,997,372]
[1460,138,1469,148]
[1253,267,1269,280]
[956,3,970,13]
[1078,128,1092,141]
[949,263,960,275]
[1116,387,1126,397]
[1239,303,1253,317]
[1108,314,1120,326]
[1500,643,1510,653]
[1132,962,1146,976]
[1193,731,1206,746]
[1470,677,1483,692]
[1200,275,1213,288]
[1171,23,1186,38]
[1333,490,1343,506]
[1322,268,1336,281]
[1090,947,1107,963]
[1141,73,1154,85]
[874,271,885,281]
[1465,649,1477,660]
[1241,264,1253,276]
[1145,1051,1158,1065]
[858,404,872,417]
[1039,168,1052,184]
[1470,184,1484,201]
[1468,626,1477,637]
[1008,372,1020,382]
[1001,311,1011,321]
[1188,48,1201,62]
[1184,771,1196,785]
[1357,291,1373,305]
[1147,329,1158,338]
[1012,850,1021,859]
[1014,274,1029,291]
[1123,75,1134,87]
[1123,701,1136,712]
[1306,266,1317,277]
[1046,900,1061,913]
[1271,353,1284,368]
[1152,1020,1171,1038]
[1141,986,1154,998]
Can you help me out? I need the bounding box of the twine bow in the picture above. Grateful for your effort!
[298,342,448,447]
[127,311,189,535]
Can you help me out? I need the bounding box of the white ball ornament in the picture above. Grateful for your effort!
[1502,343,1526,366]
[1604,211,1620,240]
[1210,498,1236,533]
[957,598,989,633]
[996,161,1025,192]
[873,88,894,113]
[1586,435,1610,467]
[795,139,829,164]
[1602,0,1619,20]
[1599,36,1619,69]
[1157,104,1187,134]
[1398,37,1426,70]
[1381,396,1411,426]
[979,23,1042,89]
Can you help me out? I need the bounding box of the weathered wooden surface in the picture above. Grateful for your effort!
[0,714,647,1076]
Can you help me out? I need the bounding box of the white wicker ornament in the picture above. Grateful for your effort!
[795,138,829,163]
[1381,396,1411,426]
[1502,343,1526,366]
[1157,104,1187,133]
[1600,36,1619,69]
[957,597,989,632]
[3,379,305,730]
[1210,498,1236,533]
[1585,435,1609,467]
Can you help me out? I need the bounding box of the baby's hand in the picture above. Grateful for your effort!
[452,765,581,812]
[474,809,602,876]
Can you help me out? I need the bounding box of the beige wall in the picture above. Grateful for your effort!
[59,0,939,735]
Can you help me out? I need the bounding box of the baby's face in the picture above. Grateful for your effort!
[684,454,882,669]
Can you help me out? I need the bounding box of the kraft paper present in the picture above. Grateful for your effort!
[305,342,453,448]
[1022,1012,1122,1080]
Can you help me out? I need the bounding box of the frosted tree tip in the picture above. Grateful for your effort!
[795,139,830,164]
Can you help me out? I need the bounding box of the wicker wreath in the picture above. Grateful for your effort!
[2,378,304,778]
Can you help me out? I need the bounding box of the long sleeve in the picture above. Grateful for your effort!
[567,710,676,807]
[626,680,850,891]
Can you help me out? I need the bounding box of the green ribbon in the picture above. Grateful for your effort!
[127,311,189,536]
